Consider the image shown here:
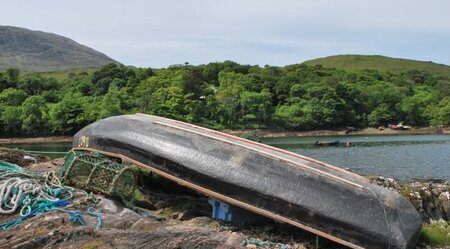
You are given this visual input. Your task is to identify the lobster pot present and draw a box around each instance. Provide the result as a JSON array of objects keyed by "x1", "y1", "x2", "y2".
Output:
[{"x1": 60, "y1": 150, "x2": 137, "y2": 205}]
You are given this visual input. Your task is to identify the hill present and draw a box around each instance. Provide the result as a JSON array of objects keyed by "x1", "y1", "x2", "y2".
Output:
[
  {"x1": 0, "y1": 26, "x2": 118, "y2": 72},
  {"x1": 303, "y1": 55, "x2": 450, "y2": 78}
]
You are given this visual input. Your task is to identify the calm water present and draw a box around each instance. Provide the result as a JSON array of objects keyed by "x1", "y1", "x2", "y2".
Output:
[
  {"x1": 262, "y1": 134, "x2": 450, "y2": 181},
  {"x1": 3, "y1": 142, "x2": 72, "y2": 159},
  {"x1": 3, "y1": 134, "x2": 450, "y2": 180}
]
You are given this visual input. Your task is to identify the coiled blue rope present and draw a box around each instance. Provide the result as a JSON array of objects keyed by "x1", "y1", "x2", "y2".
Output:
[
  {"x1": 0, "y1": 161, "x2": 103, "y2": 231},
  {"x1": 0, "y1": 200, "x2": 70, "y2": 230}
]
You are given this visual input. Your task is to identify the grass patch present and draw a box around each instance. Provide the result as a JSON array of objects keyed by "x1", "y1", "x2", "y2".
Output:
[
  {"x1": 36, "y1": 67, "x2": 98, "y2": 80},
  {"x1": 420, "y1": 222, "x2": 450, "y2": 247},
  {"x1": 82, "y1": 239, "x2": 104, "y2": 249},
  {"x1": 303, "y1": 55, "x2": 450, "y2": 78}
]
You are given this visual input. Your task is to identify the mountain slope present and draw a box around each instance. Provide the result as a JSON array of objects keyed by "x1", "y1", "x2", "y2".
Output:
[
  {"x1": 303, "y1": 55, "x2": 450, "y2": 78},
  {"x1": 0, "y1": 26, "x2": 118, "y2": 72}
]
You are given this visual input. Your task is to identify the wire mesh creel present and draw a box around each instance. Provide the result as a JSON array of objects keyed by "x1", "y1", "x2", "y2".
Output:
[{"x1": 60, "y1": 150, "x2": 137, "y2": 205}]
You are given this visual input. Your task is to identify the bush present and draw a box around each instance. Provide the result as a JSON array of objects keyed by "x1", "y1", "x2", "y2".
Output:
[{"x1": 420, "y1": 222, "x2": 450, "y2": 247}]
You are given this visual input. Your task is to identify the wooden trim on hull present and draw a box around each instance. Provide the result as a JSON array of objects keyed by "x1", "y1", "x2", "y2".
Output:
[{"x1": 73, "y1": 147, "x2": 365, "y2": 249}]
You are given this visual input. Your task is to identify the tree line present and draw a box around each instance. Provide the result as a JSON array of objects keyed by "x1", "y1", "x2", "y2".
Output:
[{"x1": 0, "y1": 62, "x2": 449, "y2": 136}]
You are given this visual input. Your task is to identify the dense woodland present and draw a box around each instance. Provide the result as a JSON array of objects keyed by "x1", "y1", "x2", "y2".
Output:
[{"x1": 0, "y1": 62, "x2": 449, "y2": 136}]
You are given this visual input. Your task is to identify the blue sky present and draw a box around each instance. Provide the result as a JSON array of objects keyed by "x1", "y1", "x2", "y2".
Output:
[{"x1": 1, "y1": 0, "x2": 449, "y2": 67}]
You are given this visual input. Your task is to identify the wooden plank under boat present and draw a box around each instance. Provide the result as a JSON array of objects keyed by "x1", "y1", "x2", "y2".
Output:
[{"x1": 72, "y1": 114, "x2": 422, "y2": 249}]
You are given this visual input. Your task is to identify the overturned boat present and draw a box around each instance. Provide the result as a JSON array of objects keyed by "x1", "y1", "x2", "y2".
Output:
[{"x1": 72, "y1": 114, "x2": 422, "y2": 249}]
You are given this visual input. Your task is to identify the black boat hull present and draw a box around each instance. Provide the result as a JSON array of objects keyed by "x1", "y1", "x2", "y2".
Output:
[{"x1": 72, "y1": 114, "x2": 422, "y2": 249}]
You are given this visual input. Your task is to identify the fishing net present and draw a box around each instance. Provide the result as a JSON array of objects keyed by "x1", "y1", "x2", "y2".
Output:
[
  {"x1": 0, "y1": 160, "x2": 79, "y2": 230},
  {"x1": 60, "y1": 150, "x2": 138, "y2": 206}
]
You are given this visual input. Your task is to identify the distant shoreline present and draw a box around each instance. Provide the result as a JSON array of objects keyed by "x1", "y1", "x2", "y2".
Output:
[
  {"x1": 224, "y1": 126, "x2": 450, "y2": 138},
  {"x1": 0, "y1": 136, "x2": 72, "y2": 145},
  {"x1": 0, "y1": 127, "x2": 448, "y2": 144}
]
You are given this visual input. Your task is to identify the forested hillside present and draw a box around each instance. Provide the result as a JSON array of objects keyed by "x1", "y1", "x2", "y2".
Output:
[{"x1": 0, "y1": 61, "x2": 449, "y2": 136}]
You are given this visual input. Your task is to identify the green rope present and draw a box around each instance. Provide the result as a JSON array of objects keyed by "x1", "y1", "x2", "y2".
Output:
[
  {"x1": 0, "y1": 160, "x2": 24, "y2": 173},
  {"x1": 24, "y1": 150, "x2": 68, "y2": 155},
  {"x1": 80, "y1": 189, "x2": 99, "y2": 204}
]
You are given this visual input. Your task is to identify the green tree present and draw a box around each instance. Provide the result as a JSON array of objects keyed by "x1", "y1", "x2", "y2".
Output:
[
  {"x1": 303, "y1": 84, "x2": 345, "y2": 127},
  {"x1": 20, "y1": 96, "x2": 48, "y2": 134},
  {"x1": 0, "y1": 106, "x2": 22, "y2": 134},
  {"x1": 49, "y1": 94, "x2": 87, "y2": 134},
  {"x1": 400, "y1": 86, "x2": 435, "y2": 126},
  {"x1": 92, "y1": 64, "x2": 129, "y2": 95},
  {"x1": 424, "y1": 97, "x2": 450, "y2": 126},
  {"x1": 100, "y1": 85, "x2": 123, "y2": 118},
  {"x1": 216, "y1": 72, "x2": 255, "y2": 125},
  {"x1": 240, "y1": 90, "x2": 272, "y2": 127},
  {"x1": 0, "y1": 88, "x2": 27, "y2": 106},
  {"x1": 335, "y1": 82, "x2": 367, "y2": 126},
  {"x1": 274, "y1": 103, "x2": 316, "y2": 130},
  {"x1": 366, "y1": 82, "x2": 406, "y2": 111},
  {"x1": 148, "y1": 86, "x2": 187, "y2": 119},
  {"x1": 368, "y1": 104, "x2": 394, "y2": 127},
  {"x1": 6, "y1": 68, "x2": 20, "y2": 86}
]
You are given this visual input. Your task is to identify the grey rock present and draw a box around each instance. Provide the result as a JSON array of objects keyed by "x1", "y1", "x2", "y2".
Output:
[
  {"x1": 118, "y1": 208, "x2": 141, "y2": 222},
  {"x1": 130, "y1": 218, "x2": 162, "y2": 232},
  {"x1": 98, "y1": 197, "x2": 123, "y2": 214}
]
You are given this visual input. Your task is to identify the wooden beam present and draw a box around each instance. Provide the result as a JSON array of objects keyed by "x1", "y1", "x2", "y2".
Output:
[{"x1": 73, "y1": 147, "x2": 364, "y2": 249}]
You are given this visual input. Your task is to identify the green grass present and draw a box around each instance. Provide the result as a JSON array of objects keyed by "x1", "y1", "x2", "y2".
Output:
[
  {"x1": 34, "y1": 67, "x2": 99, "y2": 80},
  {"x1": 81, "y1": 239, "x2": 104, "y2": 249},
  {"x1": 420, "y1": 222, "x2": 450, "y2": 247},
  {"x1": 303, "y1": 55, "x2": 450, "y2": 78}
]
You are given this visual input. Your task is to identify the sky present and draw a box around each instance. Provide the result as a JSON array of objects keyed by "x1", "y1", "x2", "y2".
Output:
[{"x1": 1, "y1": 0, "x2": 449, "y2": 68}]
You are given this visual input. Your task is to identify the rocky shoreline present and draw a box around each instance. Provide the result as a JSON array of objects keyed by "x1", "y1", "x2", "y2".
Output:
[
  {"x1": 370, "y1": 176, "x2": 450, "y2": 222},
  {"x1": 1, "y1": 148, "x2": 449, "y2": 248},
  {"x1": 0, "y1": 149, "x2": 334, "y2": 249}
]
